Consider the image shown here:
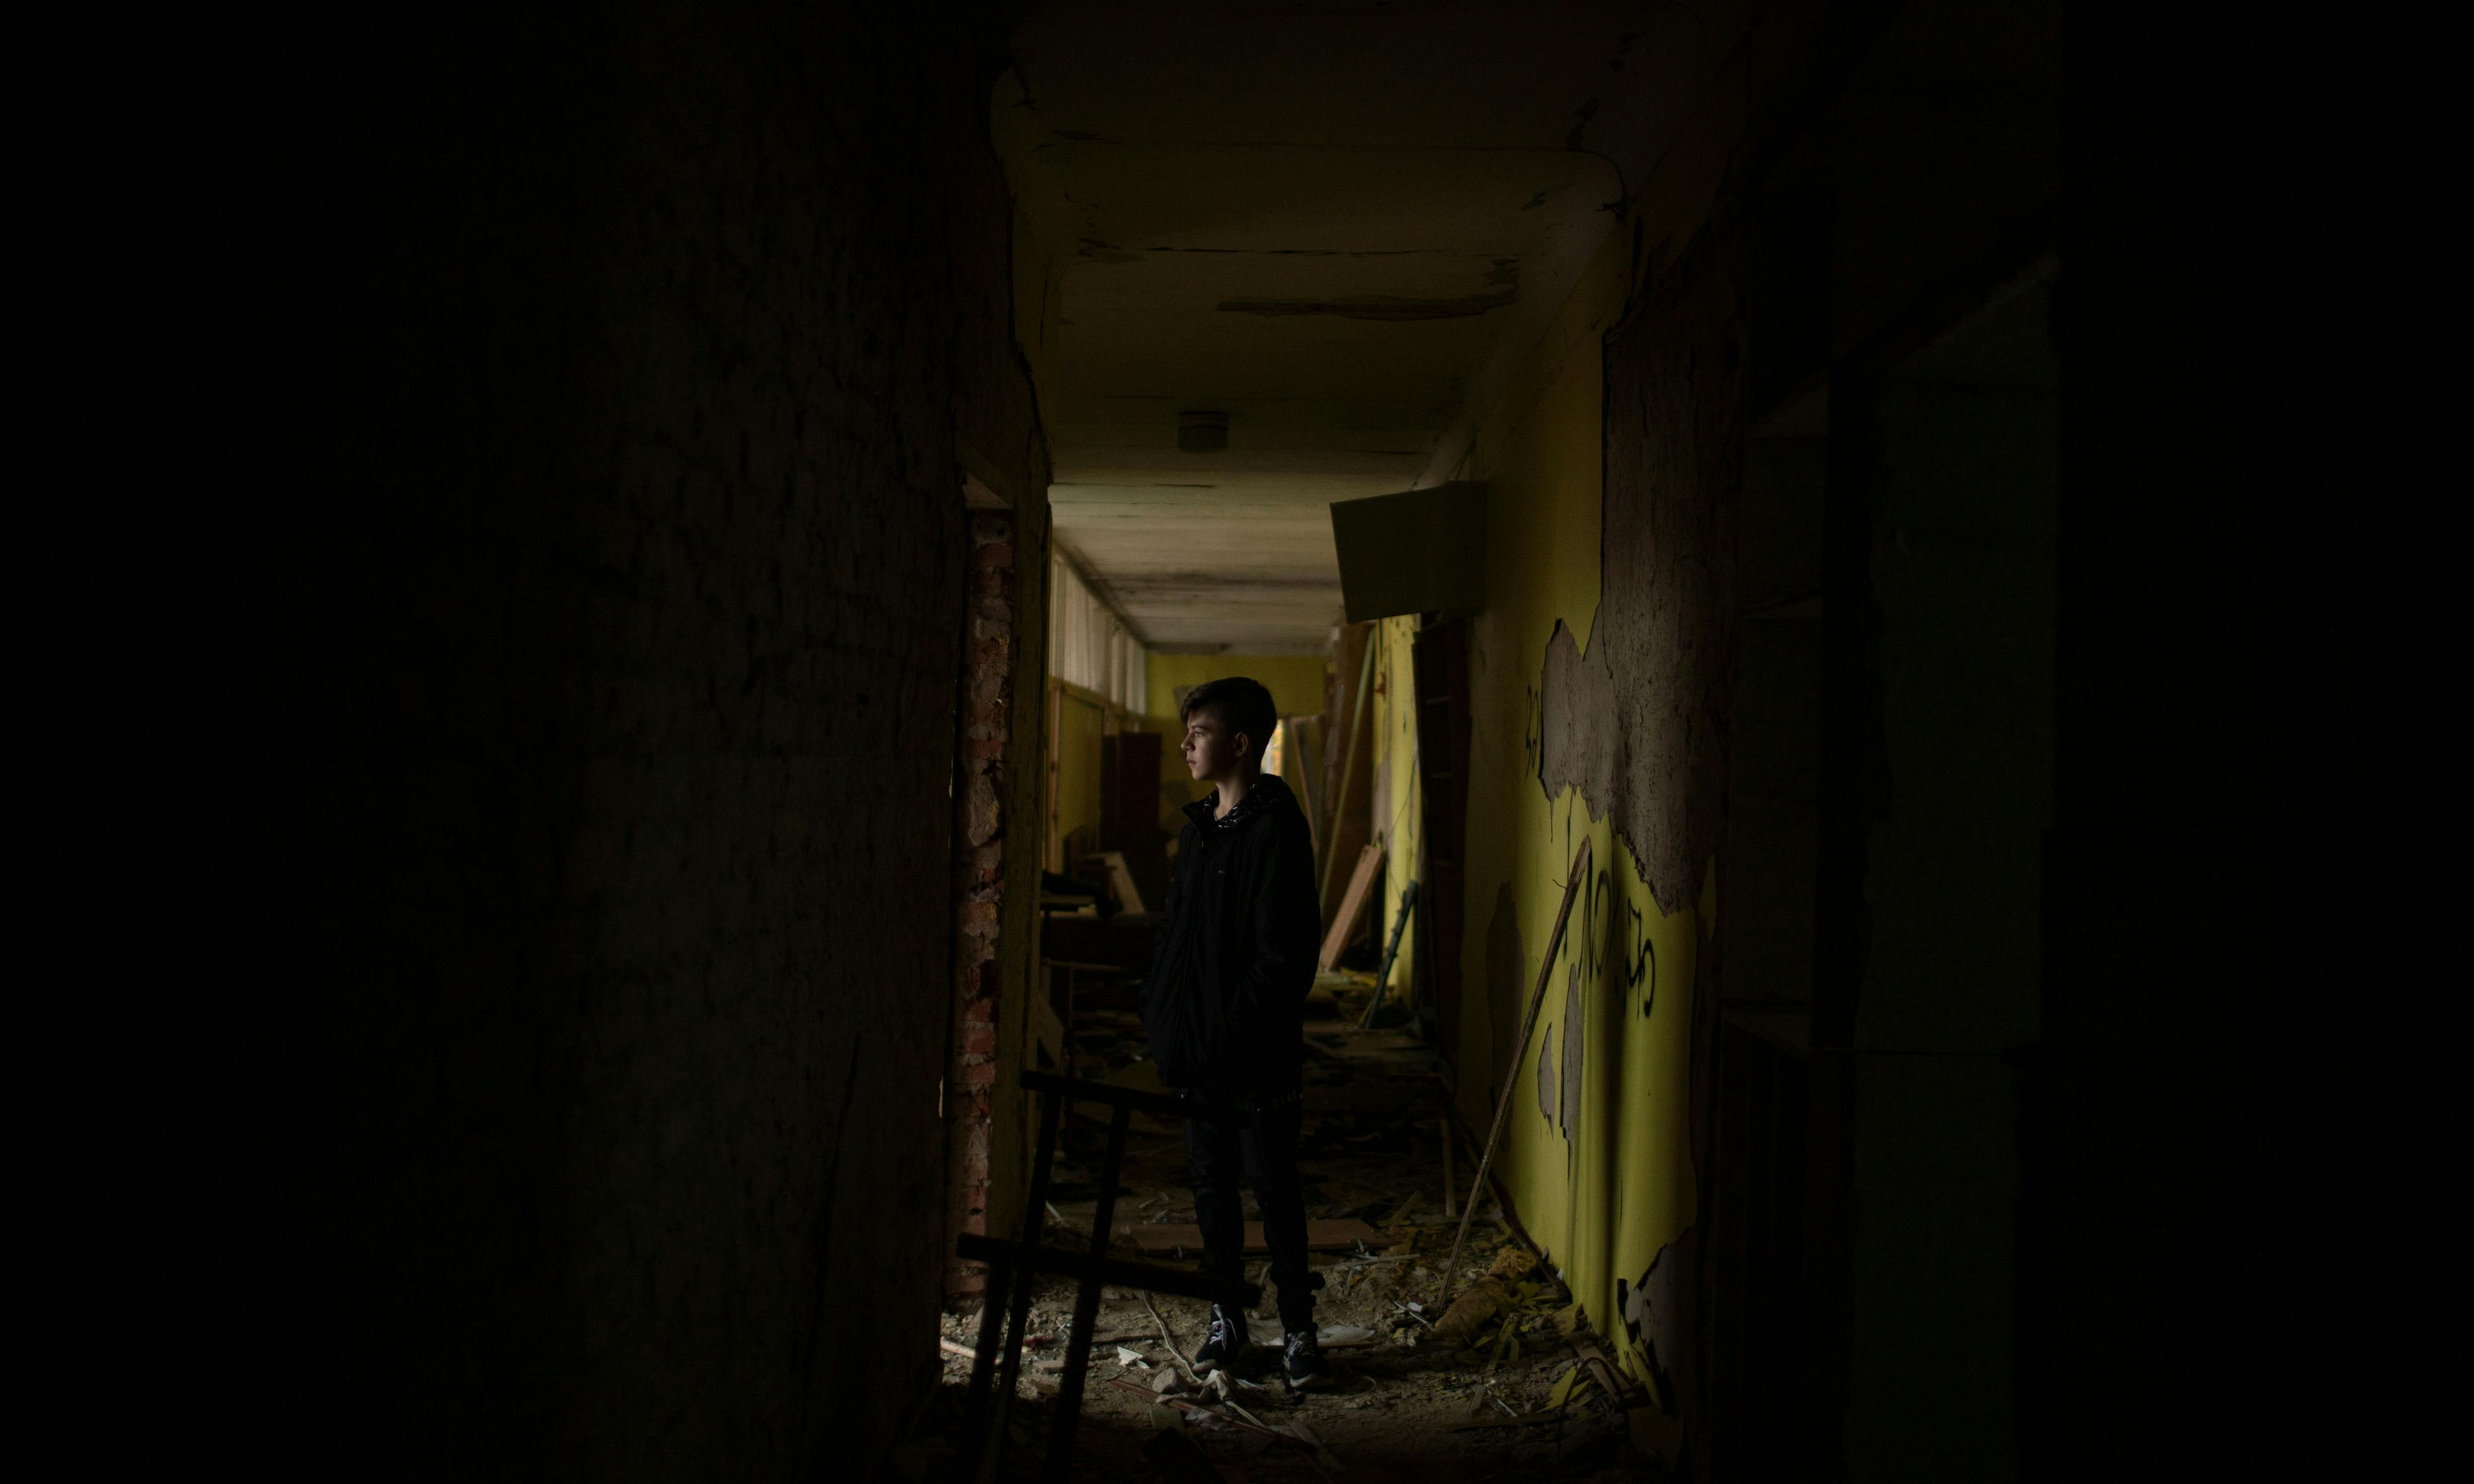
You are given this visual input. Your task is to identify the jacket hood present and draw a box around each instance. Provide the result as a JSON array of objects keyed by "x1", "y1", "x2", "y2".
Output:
[{"x1": 1184, "y1": 772, "x2": 1301, "y2": 830}]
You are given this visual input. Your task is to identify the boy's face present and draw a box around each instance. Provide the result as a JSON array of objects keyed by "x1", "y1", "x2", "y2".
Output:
[{"x1": 1180, "y1": 705, "x2": 1251, "y2": 783}]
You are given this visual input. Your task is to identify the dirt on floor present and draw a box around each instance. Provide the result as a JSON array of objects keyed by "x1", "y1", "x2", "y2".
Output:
[{"x1": 892, "y1": 986, "x2": 1678, "y2": 1484}]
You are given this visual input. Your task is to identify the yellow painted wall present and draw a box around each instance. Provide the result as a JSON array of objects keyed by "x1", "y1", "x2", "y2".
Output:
[
  {"x1": 1144, "y1": 652, "x2": 1333, "y2": 824},
  {"x1": 1368, "y1": 230, "x2": 1707, "y2": 1390},
  {"x1": 1051, "y1": 688, "x2": 1107, "y2": 870},
  {"x1": 1372, "y1": 616, "x2": 1424, "y2": 998},
  {"x1": 1143, "y1": 652, "x2": 1330, "y2": 724}
]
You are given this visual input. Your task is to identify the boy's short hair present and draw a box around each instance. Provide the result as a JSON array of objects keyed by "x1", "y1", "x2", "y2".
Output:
[{"x1": 1180, "y1": 676, "x2": 1279, "y2": 757}]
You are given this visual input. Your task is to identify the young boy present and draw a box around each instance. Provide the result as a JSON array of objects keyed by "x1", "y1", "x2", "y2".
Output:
[{"x1": 1141, "y1": 676, "x2": 1332, "y2": 1391}]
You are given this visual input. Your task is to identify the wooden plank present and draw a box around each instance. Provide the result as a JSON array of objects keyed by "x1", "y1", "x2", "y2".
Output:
[
  {"x1": 1050, "y1": 674, "x2": 1128, "y2": 716},
  {"x1": 1318, "y1": 844, "x2": 1385, "y2": 971},
  {"x1": 1079, "y1": 849, "x2": 1147, "y2": 915},
  {"x1": 1032, "y1": 992, "x2": 1065, "y2": 1069},
  {"x1": 1021, "y1": 1067, "x2": 1189, "y2": 1119},
  {"x1": 1283, "y1": 716, "x2": 1318, "y2": 838},
  {"x1": 1318, "y1": 633, "x2": 1376, "y2": 906},
  {"x1": 1439, "y1": 839, "x2": 1592, "y2": 1311},
  {"x1": 1129, "y1": 1219, "x2": 1395, "y2": 1257}
]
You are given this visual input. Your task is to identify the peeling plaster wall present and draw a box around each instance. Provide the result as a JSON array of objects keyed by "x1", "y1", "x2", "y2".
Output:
[
  {"x1": 1543, "y1": 239, "x2": 1740, "y2": 920},
  {"x1": 1392, "y1": 7, "x2": 2072, "y2": 1471},
  {"x1": 1372, "y1": 226, "x2": 1707, "y2": 1420},
  {"x1": 1553, "y1": 226, "x2": 1744, "y2": 1435}
]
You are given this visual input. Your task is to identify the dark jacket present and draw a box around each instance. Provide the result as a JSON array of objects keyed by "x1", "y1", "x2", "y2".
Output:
[{"x1": 1140, "y1": 772, "x2": 1321, "y2": 1091}]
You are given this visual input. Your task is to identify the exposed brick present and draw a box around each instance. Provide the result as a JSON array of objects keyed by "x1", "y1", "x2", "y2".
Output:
[{"x1": 945, "y1": 471, "x2": 1022, "y2": 1316}]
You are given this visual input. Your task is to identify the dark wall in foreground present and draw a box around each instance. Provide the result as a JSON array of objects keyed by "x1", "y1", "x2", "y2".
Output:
[
  {"x1": 252, "y1": 4, "x2": 1037, "y2": 1472},
  {"x1": 1540, "y1": 0, "x2": 2390, "y2": 1476},
  {"x1": 2030, "y1": 3, "x2": 2384, "y2": 1476}
]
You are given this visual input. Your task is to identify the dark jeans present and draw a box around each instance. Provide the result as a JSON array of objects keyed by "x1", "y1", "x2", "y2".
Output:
[{"x1": 1183, "y1": 1087, "x2": 1318, "y2": 1333}]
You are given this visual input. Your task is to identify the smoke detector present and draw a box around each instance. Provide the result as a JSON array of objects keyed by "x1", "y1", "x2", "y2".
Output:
[{"x1": 1178, "y1": 410, "x2": 1229, "y2": 453}]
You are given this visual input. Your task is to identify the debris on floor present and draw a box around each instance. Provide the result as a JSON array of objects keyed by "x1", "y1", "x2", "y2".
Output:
[
  {"x1": 1129, "y1": 1217, "x2": 1394, "y2": 1257},
  {"x1": 916, "y1": 996, "x2": 1678, "y2": 1482}
]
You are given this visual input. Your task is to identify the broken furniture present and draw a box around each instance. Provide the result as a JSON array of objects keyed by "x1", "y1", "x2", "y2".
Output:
[
  {"x1": 1039, "y1": 908, "x2": 1158, "y2": 979},
  {"x1": 952, "y1": 1069, "x2": 1260, "y2": 1484},
  {"x1": 1037, "y1": 868, "x2": 1104, "y2": 915},
  {"x1": 1076, "y1": 848, "x2": 1148, "y2": 915},
  {"x1": 1042, "y1": 957, "x2": 1122, "y2": 1003}
]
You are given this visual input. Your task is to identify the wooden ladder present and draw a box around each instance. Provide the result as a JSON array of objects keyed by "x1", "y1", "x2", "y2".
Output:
[{"x1": 952, "y1": 1069, "x2": 1260, "y2": 1483}]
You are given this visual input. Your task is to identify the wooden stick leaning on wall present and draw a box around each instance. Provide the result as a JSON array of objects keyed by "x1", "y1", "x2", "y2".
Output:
[
  {"x1": 1286, "y1": 719, "x2": 1318, "y2": 857},
  {"x1": 1319, "y1": 844, "x2": 1385, "y2": 973},
  {"x1": 1435, "y1": 836, "x2": 1593, "y2": 1312},
  {"x1": 1318, "y1": 636, "x2": 1380, "y2": 898}
]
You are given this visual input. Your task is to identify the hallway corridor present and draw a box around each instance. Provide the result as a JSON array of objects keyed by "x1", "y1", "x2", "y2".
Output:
[{"x1": 255, "y1": 1, "x2": 2384, "y2": 1479}]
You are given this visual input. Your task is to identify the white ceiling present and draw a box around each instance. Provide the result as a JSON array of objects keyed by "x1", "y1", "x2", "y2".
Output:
[{"x1": 999, "y1": 2, "x2": 1713, "y2": 652}]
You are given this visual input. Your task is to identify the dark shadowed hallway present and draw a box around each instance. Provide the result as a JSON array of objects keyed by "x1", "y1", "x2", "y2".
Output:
[{"x1": 247, "y1": 1, "x2": 2392, "y2": 1479}]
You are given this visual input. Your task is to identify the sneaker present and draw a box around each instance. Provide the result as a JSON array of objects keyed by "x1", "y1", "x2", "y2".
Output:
[
  {"x1": 1194, "y1": 1304, "x2": 1249, "y2": 1374},
  {"x1": 1282, "y1": 1329, "x2": 1333, "y2": 1392}
]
